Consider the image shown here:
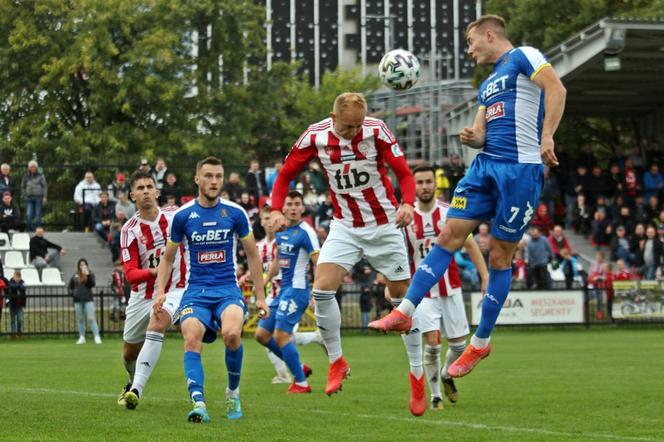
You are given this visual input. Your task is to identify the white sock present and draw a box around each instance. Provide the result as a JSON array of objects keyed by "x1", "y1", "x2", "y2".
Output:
[
  {"x1": 266, "y1": 348, "x2": 289, "y2": 376},
  {"x1": 130, "y1": 331, "x2": 164, "y2": 396},
  {"x1": 313, "y1": 289, "x2": 342, "y2": 363},
  {"x1": 295, "y1": 380, "x2": 309, "y2": 387},
  {"x1": 123, "y1": 358, "x2": 136, "y2": 384},
  {"x1": 470, "y1": 335, "x2": 490, "y2": 349},
  {"x1": 424, "y1": 344, "x2": 442, "y2": 398},
  {"x1": 442, "y1": 341, "x2": 467, "y2": 379},
  {"x1": 402, "y1": 330, "x2": 424, "y2": 378},
  {"x1": 396, "y1": 299, "x2": 415, "y2": 316},
  {"x1": 225, "y1": 387, "x2": 239, "y2": 399},
  {"x1": 294, "y1": 332, "x2": 319, "y2": 346}
]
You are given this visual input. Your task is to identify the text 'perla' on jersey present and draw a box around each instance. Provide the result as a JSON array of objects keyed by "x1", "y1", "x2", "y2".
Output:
[
  {"x1": 478, "y1": 46, "x2": 551, "y2": 164},
  {"x1": 120, "y1": 206, "x2": 188, "y2": 299},
  {"x1": 275, "y1": 221, "x2": 320, "y2": 290},
  {"x1": 403, "y1": 201, "x2": 462, "y2": 297},
  {"x1": 271, "y1": 117, "x2": 415, "y2": 228},
  {"x1": 169, "y1": 198, "x2": 251, "y2": 290}
]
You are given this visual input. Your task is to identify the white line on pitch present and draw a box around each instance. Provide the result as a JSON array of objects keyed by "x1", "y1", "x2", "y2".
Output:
[{"x1": 5, "y1": 387, "x2": 662, "y2": 442}]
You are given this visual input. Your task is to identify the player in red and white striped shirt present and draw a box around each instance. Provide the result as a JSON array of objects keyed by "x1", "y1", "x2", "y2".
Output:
[
  {"x1": 270, "y1": 92, "x2": 415, "y2": 395},
  {"x1": 398, "y1": 164, "x2": 487, "y2": 415},
  {"x1": 118, "y1": 170, "x2": 189, "y2": 410}
]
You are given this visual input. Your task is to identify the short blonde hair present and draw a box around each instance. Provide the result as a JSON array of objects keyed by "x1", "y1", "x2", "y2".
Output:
[
  {"x1": 333, "y1": 92, "x2": 367, "y2": 114},
  {"x1": 466, "y1": 14, "x2": 507, "y2": 39}
]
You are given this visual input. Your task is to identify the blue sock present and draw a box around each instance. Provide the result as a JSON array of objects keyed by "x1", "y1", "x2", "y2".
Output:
[
  {"x1": 225, "y1": 344, "x2": 244, "y2": 391},
  {"x1": 183, "y1": 351, "x2": 205, "y2": 403},
  {"x1": 404, "y1": 245, "x2": 453, "y2": 307},
  {"x1": 476, "y1": 268, "x2": 513, "y2": 339},
  {"x1": 266, "y1": 338, "x2": 284, "y2": 359},
  {"x1": 280, "y1": 342, "x2": 306, "y2": 382}
]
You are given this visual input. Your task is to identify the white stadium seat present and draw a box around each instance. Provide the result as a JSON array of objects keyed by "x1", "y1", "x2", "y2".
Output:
[
  {"x1": 11, "y1": 233, "x2": 31, "y2": 251},
  {"x1": 4, "y1": 251, "x2": 25, "y2": 268},
  {"x1": 3, "y1": 267, "x2": 14, "y2": 280},
  {"x1": 41, "y1": 268, "x2": 65, "y2": 286},
  {"x1": 21, "y1": 268, "x2": 42, "y2": 286},
  {"x1": 0, "y1": 232, "x2": 11, "y2": 251}
]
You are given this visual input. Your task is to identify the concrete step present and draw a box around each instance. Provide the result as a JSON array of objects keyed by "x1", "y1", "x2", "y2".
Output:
[{"x1": 563, "y1": 228, "x2": 609, "y2": 269}]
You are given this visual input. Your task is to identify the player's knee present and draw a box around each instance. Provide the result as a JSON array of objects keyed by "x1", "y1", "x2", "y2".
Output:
[
  {"x1": 255, "y1": 329, "x2": 270, "y2": 345},
  {"x1": 222, "y1": 330, "x2": 241, "y2": 349}
]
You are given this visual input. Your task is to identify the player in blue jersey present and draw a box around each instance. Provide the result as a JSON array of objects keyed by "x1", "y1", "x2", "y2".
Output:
[
  {"x1": 371, "y1": 15, "x2": 566, "y2": 377},
  {"x1": 255, "y1": 191, "x2": 320, "y2": 393},
  {"x1": 154, "y1": 156, "x2": 269, "y2": 423}
]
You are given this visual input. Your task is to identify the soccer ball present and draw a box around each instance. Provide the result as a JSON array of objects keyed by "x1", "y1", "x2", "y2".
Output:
[{"x1": 378, "y1": 49, "x2": 421, "y2": 91}]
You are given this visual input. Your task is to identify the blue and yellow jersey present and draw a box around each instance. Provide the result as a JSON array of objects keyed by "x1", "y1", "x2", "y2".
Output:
[{"x1": 275, "y1": 221, "x2": 320, "y2": 290}]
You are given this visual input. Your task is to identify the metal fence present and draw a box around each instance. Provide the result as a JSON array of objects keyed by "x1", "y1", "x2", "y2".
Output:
[{"x1": 1, "y1": 281, "x2": 663, "y2": 337}]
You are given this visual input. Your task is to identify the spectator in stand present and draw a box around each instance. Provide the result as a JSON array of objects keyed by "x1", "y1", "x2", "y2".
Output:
[
  {"x1": 92, "y1": 191, "x2": 116, "y2": 242},
  {"x1": 158, "y1": 172, "x2": 182, "y2": 207},
  {"x1": 591, "y1": 208, "x2": 611, "y2": 246},
  {"x1": 572, "y1": 193, "x2": 592, "y2": 235},
  {"x1": 539, "y1": 166, "x2": 559, "y2": 218},
  {"x1": 640, "y1": 225, "x2": 663, "y2": 280},
  {"x1": 525, "y1": 225, "x2": 554, "y2": 289},
  {"x1": 165, "y1": 195, "x2": 178, "y2": 207},
  {"x1": 73, "y1": 171, "x2": 102, "y2": 231},
  {"x1": 577, "y1": 143, "x2": 598, "y2": 170},
  {"x1": 609, "y1": 225, "x2": 633, "y2": 265},
  {"x1": 658, "y1": 223, "x2": 664, "y2": 243},
  {"x1": 559, "y1": 247, "x2": 581, "y2": 289},
  {"x1": 21, "y1": 160, "x2": 48, "y2": 232},
  {"x1": 633, "y1": 195, "x2": 648, "y2": 226},
  {"x1": 69, "y1": 258, "x2": 101, "y2": 344},
  {"x1": 548, "y1": 225, "x2": 572, "y2": 260},
  {"x1": 587, "y1": 261, "x2": 610, "y2": 320},
  {"x1": 434, "y1": 166, "x2": 449, "y2": 202},
  {"x1": 296, "y1": 172, "x2": 319, "y2": 213},
  {"x1": 266, "y1": 160, "x2": 282, "y2": 194},
  {"x1": 115, "y1": 191, "x2": 135, "y2": 221},
  {"x1": 138, "y1": 158, "x2": 151, "y2": 174},
  {"x1": 645, "y1": 196, "x2": 660, "y2": 226},
  {"x1": 622, "y1": 159, "x2": 640, "y2": 204},
  {"x1": 630, "y1": 224, "x2": 646, "y2": 269},
  {"x1": 0, "y1": 163, "x2": 15, "y2": 195},
  {"x1": 151, "y1": 157, "x2": 168, "y2": 190},
  {"x1": 354, "y1": 259, "x2": 376, "y2": 322},
  {"x1": 29, "y1": 227, "x2": 66, "y2": 275},
  {"x1": 608, "y1": 194, "x2": 626, "y2": 222},
  {"x1": 531, "y1": 203, "x2": 554, "y2": 237},
  {"x1": 614, "y1": 206, "x2": 635, "y2": 235},
  {"x1": 359, "y1": 285, "x2": 372, "y2": 329},
  {"x1": 222, "y1": 172, "x2": 244, "y2": 203},
  {"x1": 512, "y1": 249, "x2": 527, "y2": 286},
  {"x1": 107, "y1": 172, "x2": 130, "y2": 202},
  {"x1": 607, "y1": 163, "x2": 623, "y2": 202},
  {"x1": 0, "y1": 191, "x2": 23, "y2": 233},
  {"x1": 593, "y1": 195, "x2": 609, "y2": 219},
  {"x1": 111, "y1": 260, "x2": 129, "y2": 321},
  {"x1": 565, "y1": 164, "x2": 590, "y2": 229},
  {"x1": 245, "y1": 159, "x2": 268, "y2": 204},
  {"x1": 307, "y1": 161, "x2": 328, "y2": 195},
  {"x1": 239, "y1": 191, "x2": 258, "y2": 223},
  {"x1": 7, "y1": 270, "x2": 26, "y2": 338},
  {"x1": 643, "y1": 163, "x2": 663, "y2": 201},
  {"x1": 585, "y1": 165, "x2": 611, "y2": 205},
  {"x1": 473, "y1": 222, "x2": 491, "y2": 265},
  {"x1": 443, "y1": 153, "x2": 465, "y2": 198},
  {"x1": 613, "y1": 258, "x2": 635, "y2": 281},
  {"x1": 110, "y1": 221, "x2": 123, "y2": 262},
  {"x1": 315, "y1": 193, "x2": 333, "y2": 230},
  {"x1": 454, "y1": 247, "x2": 480, "y2": 287}
]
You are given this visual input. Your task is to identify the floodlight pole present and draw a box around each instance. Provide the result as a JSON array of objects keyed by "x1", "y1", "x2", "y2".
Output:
[{"x1": 367, "y1": 14, "x2": 397, "y2": 137}]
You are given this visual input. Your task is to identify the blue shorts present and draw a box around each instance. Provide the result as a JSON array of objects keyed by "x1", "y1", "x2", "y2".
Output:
[
  {"x1": 176, "y1": 286, "x2": 246, "y2": 344},
  {"x1": 273, "y1": 287, "x2": 310, "y2": 334},
  {"x1": 256, "y1": 302, "x2": 280, "y2": 334},
  {"x1": 447, "y1": 154, "x2": 543, "y2": 242}
]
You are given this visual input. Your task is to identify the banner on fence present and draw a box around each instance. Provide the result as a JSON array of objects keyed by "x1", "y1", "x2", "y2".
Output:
[
  {"x1": 611, "y1": 280, "x2": 664, "y2": 320},
  {"x1": 470, "y1": 290, "x2": 584, "y2": 325}
]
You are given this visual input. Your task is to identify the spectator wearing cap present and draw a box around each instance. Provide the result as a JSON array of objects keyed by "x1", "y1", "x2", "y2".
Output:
[
  {"x1": 107, "y1": 172, "x2": 130, "y2": 202},
  {"x1": 158, "y1": 172, "x2": 182, "y2": 206},
  {"x1": 29, "y1": 226, "x2": 66, "y2": 274},
  {"x1": 0, "y1": 163, "x2": 15, "y2": 195},
  {"x1": 20, "y1": 160, "x2": 48, "y2": 232},
  {"x1": 138, "y1": 158, "x2": 151, "y2": 174},
  {"x1": 643, "y1": 164, "x2": 663, "y2": 202},
  {"x1": 73, "y1": 171, "x2": 102, "y2": 231},
  {"x1": 0, "y1": 191, "x2": 23, "y2": 233},
  {"x1": 92, "y1": 191, "x2": 116, "y2": 242},
  {"x1": 115, "y1": 191, "x2": 135, "y2": 220},
  {"x1": 151, "y1": 157, "x2": 168, "y2": 190}
]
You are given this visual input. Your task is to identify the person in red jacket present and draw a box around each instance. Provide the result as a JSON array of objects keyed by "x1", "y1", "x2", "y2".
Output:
[{"x1": 548, "y1": 224, "x2": 572, "y2": 259}]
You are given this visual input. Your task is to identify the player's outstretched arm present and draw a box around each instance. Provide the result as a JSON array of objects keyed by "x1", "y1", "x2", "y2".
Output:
[
  {"x1": 464, "y1": 236, "x2": 489, "y2": 294},
  {"x1": 459, "y1": 108, "x2": 487, "y2": 149},
  {"x1": 533, "y1": 67, "x2": 566, "y2": 168},
  {"x1": 153, "y1": 242, "x2": 178, "y2": 313},
  {"x1": 242, "y1": 234, "x2": 269, "y2": 318}
]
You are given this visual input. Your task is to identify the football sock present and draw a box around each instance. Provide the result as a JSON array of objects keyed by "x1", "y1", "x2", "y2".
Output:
[
  {"x1": 312, "y1": 289, "x2": 342, "y2": 363},
  {"x1": 225, "y1": 344, "x2": 244, "y2": 392},
  {"x1": 266, "y1": 348, "x2": 289, "y2": 375},
  {"x1": 184, "y1": 351, "x2": 205, "y2": 404},
  {"x1": 400, "y1": 245, "x2": 453, "y2": 315},
  {"x1": 471, "y1": 335, "x2": 490, "y2": 349},
  {"x1": 294, "y1": 332, "x2": 319, "y2": 346},
  {"x1": 131, "y1": 331, "x2": 164, "y2": 396},
  {"x1": 402, "y1": 330, "x2": 424, "y2": 378},
  {"x1": 281, "y1": 342, "x2": 307, "y2": 383},
  {"x1": 442, "y1": 341, "x2": 467, "y2": 379},
  {"x1": 424, "y1": 344, "x2": 442, "y2": 398},
  {"x1": 123, "y1": 358, "x2": 136, "y2": 384},
  {"x1": 266, "y1": 338, "x2": 284, "y2": 359},
  {"x1": 476, "y1": 268, "x2": 512, "y2": 340},
  {"x1": 225, "y1": 387, "x2": 239, "y2": 399}
]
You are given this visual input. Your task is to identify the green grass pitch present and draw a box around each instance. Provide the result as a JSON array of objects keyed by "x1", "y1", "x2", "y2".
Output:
[{"x1": 2, "y1": 329, "x2": 663, "y2": 441}]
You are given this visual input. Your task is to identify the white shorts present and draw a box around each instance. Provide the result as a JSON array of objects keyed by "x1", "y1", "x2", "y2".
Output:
[
  {"x1": 122, "y1": 289, "x2": 184, "y2": 344},
  {"x1": 318, "y1": 220, "x2": 409, "y2": 281},
  {"x1": 412, "y1": 295, "x2": 469, "y2": 340}
]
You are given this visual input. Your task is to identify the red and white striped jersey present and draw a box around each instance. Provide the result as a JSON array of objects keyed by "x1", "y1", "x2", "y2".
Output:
[
  {"x1": 256, "y1": 236, "x2": 280, "y2": 298},
  {"x1": 120, "y1": 207, "x2": 188, "y2": 299},
  {"x1": 403, "y1": 201, "x2": 462, "y2": 297},
  {"x1": 272, "y1": 117, "x2": 415, "y2": 228}
]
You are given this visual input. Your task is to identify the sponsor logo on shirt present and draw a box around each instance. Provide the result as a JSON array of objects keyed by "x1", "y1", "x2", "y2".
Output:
[
  {"x1": 486, "y1": 101, "x2": 505, "y2": 122},
  {"x1": 188, "y1": 212, "x2": 200, "y2": 220},
  {"x1": 198, "y1": 250, "x2": 226, "y2": 264},
  {"x1": 391, "y1": 143, "x2": 404, "y2": 157},
  {"x1": 279, "y1": 258, "x2": 290, "y2": 268}
]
